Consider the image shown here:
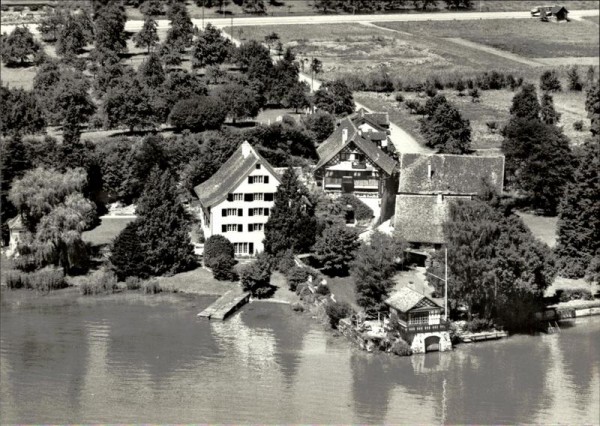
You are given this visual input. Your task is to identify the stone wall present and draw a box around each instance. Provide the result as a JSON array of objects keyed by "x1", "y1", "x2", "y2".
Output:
[{"x1": 410, "y1": 331, "x2": 452, "y2": 354}]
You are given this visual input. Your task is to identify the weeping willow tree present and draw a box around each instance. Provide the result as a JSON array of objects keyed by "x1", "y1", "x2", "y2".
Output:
[{"x1": 9, "y1": 167, "x2": 96, "y2": 273}]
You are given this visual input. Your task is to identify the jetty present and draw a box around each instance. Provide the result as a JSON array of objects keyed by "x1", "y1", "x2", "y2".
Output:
[
  {"x1": 197, "y1": 288, "x2": 251, "y2": 320},
  {"x1": 460, "y1": 330, "x2": 508, "y2": 343}
]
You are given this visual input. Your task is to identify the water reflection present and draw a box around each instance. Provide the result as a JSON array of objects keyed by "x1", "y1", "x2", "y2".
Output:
[{"x1": 1, "y1": 291, "x2": 599, "y2": 424}]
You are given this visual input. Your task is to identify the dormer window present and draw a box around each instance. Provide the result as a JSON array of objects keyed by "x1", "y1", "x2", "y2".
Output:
[{"x1": 256, "y1": 164, "x2": 261, "y2": 169}]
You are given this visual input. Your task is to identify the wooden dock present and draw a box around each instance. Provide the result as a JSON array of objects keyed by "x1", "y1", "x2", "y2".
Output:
[
  {"x1": 197, "y1": 288, "x2": 251, "y2": 320},
  {"x1": 460, "y1": 330, "x2": 508, "y2": 343}
]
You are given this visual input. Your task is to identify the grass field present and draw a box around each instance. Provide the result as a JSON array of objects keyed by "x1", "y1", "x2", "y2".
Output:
[
  {"x1": 375, "y1": 19, "x2": 600, "y2": 58},
  {"x1": 82, "y1": 217, "x2": 136, "y2": 247},
  {"x1": 583, "y1": 15, "x2": 600, "y2": 24},
  {"x1": 517, "y1": 211, "x2": 559, "y2": 247}
]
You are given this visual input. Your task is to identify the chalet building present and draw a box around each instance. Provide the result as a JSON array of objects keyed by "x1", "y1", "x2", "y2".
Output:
[
  {"x1": 193, "y1": 141, "x2": 281, "y2": 257},
  {"x1": 385, "y1": 286, "x2": 452, "y2": 353},
  {"x1": 393, "y1": 153, "x2": 505, "y2": 248},
  {"x1": 314, "y1": 110, "x2": 398, "y2": 198}
]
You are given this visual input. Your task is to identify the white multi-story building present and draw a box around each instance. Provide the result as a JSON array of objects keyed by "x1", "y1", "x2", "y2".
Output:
[{"x1": 193, "y1": 141, "x2": 281, "y2": 257}]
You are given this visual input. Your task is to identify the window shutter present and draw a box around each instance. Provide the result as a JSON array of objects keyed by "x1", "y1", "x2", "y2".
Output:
[
  {"x1": 249, "y1": 208, "x2": 254, "y2": 216},
  {"x1": 264, "y1": 176, "x2": 269, "y2": 184},
  {"x1": 227, "y1": 193, "x2": 233, "y2": 202},
  {"x1": 249, "y1": 243, "x2": 254, "y2": 255},
  {"x1": 248, "y1": 224, "x2": 252, "y2": 232},
  {"x1": 238, "y1": 208, "x2": 243, "y2": 216},
  {"x1": 265, "y1": 193, "x2": 274, "y2": 202},
  {"x1": 245, "y1": 193, "x2": 253, "y2": 202},
  {"x1": 221, "y1": 225, "x2": 226, "y2": 233},
  {"x1": 222, "y1": 209, "x2": 227, "y2": 217},
  {"x1": 265, "y1": 208, "x2": 270, "y2": 216},
  {"x1": 238, "y1": 224, "x2": 243, "y2": 232},
  {"x1": 248, "y1": 176, "x2": 253, "y2": 184}
]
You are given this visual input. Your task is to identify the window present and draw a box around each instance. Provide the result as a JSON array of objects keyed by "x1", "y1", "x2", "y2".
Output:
[
  {"x1": 253, "y1": 193, "x2": 264, "y2": 201},
  {"x1": 256, "y1": 164, "x2": 261, "y2": 169},
  {"x1": 248, "y1": 223, "x2": 264, "y2": 232},
  {"x1": 249, "y1": 208, "x2": 270, "y2": 216},
  {"x1": 264, "y1": 193, "x2": 274, "y2": 202},
  {"x1": 233, "y1": 193, "x2": 244, "y2": 201},
  {"x1": 340, "y1": 152, "x2": 351, "y2": 161},
  {"x1": 234, "y1": 242, "x2": 255, "y2": 255},
  {"x1": 223, "y1": 224, "x2": 239, "y2": 232},
  {"x1": 248, "y1": 175, "x2": 269, "y2": 184},
  {"x1": 409, "y1": 312, "x2": 429, "y2": 325},
  {"x1": 223, "y1": 208, "x2": 241, "y2": 216}
]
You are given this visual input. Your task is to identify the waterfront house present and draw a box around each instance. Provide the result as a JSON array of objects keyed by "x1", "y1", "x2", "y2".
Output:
[
  {"x1": 385, "y1": 286, "x2": 452, "y2": 353},
  {"x1": 193, "y1": 141, "x2": 281, "y2": 257},
  {"x1": 314, "y1": 110, "x2": 398, "y2": 198},
  {"x1": 393, "y1": 153, "x2": 505, "y2": 248}
]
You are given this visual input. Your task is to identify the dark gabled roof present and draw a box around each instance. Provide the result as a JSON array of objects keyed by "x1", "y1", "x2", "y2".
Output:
[
  {"x1": 193, "y1": 141, "x2": 281, "y2": 208},
  {"x1": 399, "y1": 153, "x2": 505, "y2": 195},
  {"x1": 315, "y1": 117, "x2": 398, "y2": 175},
  {"x1": 385, "y1": 286, "x2": 442, "y2": 313},
  {"x1": 551, "y1": 5, "x2": 568, "y2": 13},
  {"x1": 350, "y1": 108, "x2": 390, "y2": 129},
  {"x1": 394, "y1": 194, "x2": 449, "y2": 244}
]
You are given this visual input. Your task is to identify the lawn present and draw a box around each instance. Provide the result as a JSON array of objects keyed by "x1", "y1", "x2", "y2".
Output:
[
  {"x1": 375, "y1": 19, "x2": 600, "y2": 58},
  {"x1": 516, "y1": 211, "x2": 559, "y2": 248},
  {"x1": 82, "y1": 217, "x2": 136, "y2": 247},
  {"x1": 583, "y1": 15, "x2": 600, "y2": 24},
  {"x1": 157, "y1": 266, "x2": 238, "y2": 295}
]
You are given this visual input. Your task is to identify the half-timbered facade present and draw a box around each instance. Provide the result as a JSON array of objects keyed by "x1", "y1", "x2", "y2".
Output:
[{"x1": 314, "y1": 112, "x2": 397, "y2": 198}]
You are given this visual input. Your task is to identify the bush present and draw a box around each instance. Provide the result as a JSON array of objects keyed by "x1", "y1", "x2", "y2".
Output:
[
  {"x1": 390, "y1": 339, "x2": 412, "y2": 356},
  {"x1": 486, "y1": 121, "x2": 498, "y2": 133},
  {"x1": 339, "y1": 194, "x2": 374, "y2": 221},
  {"x1": 466, "y1": 318, "x2": 495, "y2": 333},
  {"x1": 239, "y1": 253, "x2": 273, "y2": 297},
  {"x1": 5, "y1": 270, "x2": 24, "y2": 289},
  {"x1": 395, "y1": 93, "x2": 404, "y2": 103},
  {"x1": 204, "y1": 235, "x2": 234, "y2": 268},
  {"x1": 13, "y1": 6, "x2": 24, "y2": 12},
  {"x1": 405, "y1": 99, "x2": 425, "y2": 115},
  {"x1": 469, "y1": 88, "x2": 480, "y2": 102},
  {"x1": 125, "y1": 276, "x2": 142, "y2": 290},
  {"x1": 0, "y1": 5, "x2": 9, "y2": 12},
  {"x1": 211, "y1": 254, "x2": 238, "y2": 281},
  {"x1": 80, "y1": 269, "x2": 118, "y2": 295},
  {"x1": 277, "y1": 249, "x2": 296, "y2": 272},
  {"x1": 286, "y1": 265, "x2": 321, "y2": 292},
  {"x1": 169, "y1": 96, "x2": 227, "y2": 131},
  {"x1": 540, "y1": 70, "x2": 562, "y2": 92},
  {"x1": 315, "y1": 283, "x2": 331, "y2": 296},
  {"x1": 291, "y1": 302, "x2": 304, "y2": 312},
  {"x1": 5, "y1": 267, "x2": 66, "y2": 291},
  {"x1": 142, "y1": 279, "x2": 162, "y2": 294},
  {"x1": 28, "y1": 5, "x2": 40, "y2": 11},
  {"x1": 573, "y1": 120, "x2": 584, "y2": 131},
  {"x1": 558, "y1": 288, "x2": 594, "y2": 303},
  {"x1": 324, "y1": 301, "x2": 353, "y2": 329}
]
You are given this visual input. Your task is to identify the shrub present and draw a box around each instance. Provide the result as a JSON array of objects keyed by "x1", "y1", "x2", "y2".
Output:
[
  {"x1": 540, "y1": 70, "x2": 562, "y2": 92},
  {"x1": 211, "y1": 254, "x2": 238, "y2": 281},
  {"x1": 324, "y1": 301, "x2": 353, "y2": 329},
  {"x1": 405, "y1": 99, "x2": 425, "y2": 115},
  {"x1": 339, "y1": 194, "x2": 374, "y2": 221},
  {"x1": 13, "y1": 6, "x2": 24, "y2": 12},
  {"x1": 80, "y1": 269, "x2": 118, "y2": 295},
  {"x1": 558, "y1": 288, "x2": 594, "y2": 303},
  {"x1": 204, "y1": 235, "x2": 234, "y2": 268},
  {"x1": 286, "y1": 265, "x2": 321, "y2": 292},
  {"x1": 125, "y1": 276, "x2": 142, "y2": 290},
  {"x1": 390, "y1": 339, "x2": 412, "y2": 356},
  {"x1": 424, "y1": 81, "x2": 438, "y2": 97},
  {"x1": 142, "y1": 279, "x2": 162, "y2": 294},
  {"x1": 455, "y1": 79, "x2": 466, "y2": 94},
  {"x1": 169, "y1": 96, "x2": 227, "y2": 131},
  {"x1": 469, "y1": 88, "x2": 480, "y2": 102},
  {"x1": 5, "y1": 270, "x2": 25, "y2": 289},
  {"x1": 395, "y1": 92, "x2": 404, "y2": 103},
  {"x1": 486, "y1": 121, "x2": 498, "y2": 133},
  {"x1": 277, "y1": 249, "x2": 296, "y2": 272},
  {"x1": 573, "y1": 120, "x2": 584, "y2": 131},
  {"x1": 315, "y1": 283, "x2": 331, "y2": 296},
  {"x1": 28, "y1": 5, "x2": 40, "y2": 11},
  {"x1": 291, "y1": 302, "x2": 304, "y2": 312},
  {"x1": 0, "y1": 5, "x2": 9, "y2": 12},
  {"x1": 240, "y1": 253, "x2": 273, "y2": 297},
  {"x1": 466, "y1": 318, "x2": 495, "y2": 333},
  {"x1": 6, "y1": 267, "x2": 67, "y2": 291}
]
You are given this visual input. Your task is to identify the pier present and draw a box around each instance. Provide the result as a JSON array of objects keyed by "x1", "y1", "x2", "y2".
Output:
[
  {"x1": 197, "y1": 288, "x2": 251, "y2": 320},
  {"x1": 460, "y1": 330, "x2": 509, "y2": 343}
]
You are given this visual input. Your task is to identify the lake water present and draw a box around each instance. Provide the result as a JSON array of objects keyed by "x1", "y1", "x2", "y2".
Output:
[{"x1": 1, "y1": 290, "x2": 599, "y2": 424}]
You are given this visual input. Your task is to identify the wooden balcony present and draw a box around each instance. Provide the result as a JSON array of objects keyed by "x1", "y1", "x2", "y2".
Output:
[
  {"x1": 398, "y1": 319, "x2": 449, "y2": 333},
  {"x1": 324, "y1": 177, "x2": 342, "y2": 187},
  {"x1": 354, "y1": 179, "x2": 379, "y2": 188}
]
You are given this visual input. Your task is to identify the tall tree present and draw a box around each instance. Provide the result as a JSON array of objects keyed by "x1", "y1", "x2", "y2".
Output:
[
  {"x1": 103, "y1": 75, "x2": 155, "y2": 132},
  {"x1": 420, "y1": 99, "x2": 471, "y2": 153},
  {"x1": 137, "y1": 52, "x2": 166, "y2": 89},
  {"x1": 586, "y1": 83, "x2": 599, "y2": 136},
  {"x1": 509, "y1": 83, "x2": 541, "y2": 121},
  {"x1": 555, "y1": 139, "x2": 600, "y2": 278},
  {"x1": 110, "y1": 220, "x2": 147, "y2": 280},
  {"x1": 133, "y1": 16, "x2": 159, "y2": 53},
  {"x1": 314, "y1": 224, "x2": 360, "y2": 275},
  {"x1": 540, "y1": 92, "x2": 561, "y2": 125},
  {"x1": 37, "y1": 7, "x2": 66, "y2": 42},
  {"x1": 567, "y1": 66, "x2": 583, "y2": 91},
  {"x1": 314, "y1": 79, "x2": 355, "y2": 117},
  {"x1": 0, "y1": 86, "x2": 46, "y2": 137},
  {"x1": 216, "y1": 82, "x2": 261, "y2": 123},
  {"x1": 352, "y1": 230, "x2": 403, "y2": 316},
  {"x1": 166, "y1": 1, "x2": 194, "y2": 48},
  {"x1": 191, "y1": 23, "x2": 231, "y2": 68},
  {"x1": 0, "y1": 26, "x2": 41, "y2": 66},
  {"x1": 264, "y1": 167, "x2": 317, "y2": 256},
  {"x1": 428, "y1": 199, "x2": 555, "y2": 331},
  {"x1": 93, "y1": 1, "x2": 127, "y2": 64}
]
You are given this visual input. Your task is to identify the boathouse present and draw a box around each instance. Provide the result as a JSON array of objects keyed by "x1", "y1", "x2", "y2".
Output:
[
  {"x1": 6, "y1": 215, "x2": 26, "y2": 257},
  {"x1": 386, "y1": 286, "x2": 452, "y2": 353}
]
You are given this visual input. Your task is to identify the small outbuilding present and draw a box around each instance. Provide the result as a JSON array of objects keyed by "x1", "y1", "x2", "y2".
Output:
[
  {"x1": 6, "y1": 215, "x2": 26, "y2": 256},
  {"x1": 551, "y1": 5, "x2": 569, "y2": 21}
]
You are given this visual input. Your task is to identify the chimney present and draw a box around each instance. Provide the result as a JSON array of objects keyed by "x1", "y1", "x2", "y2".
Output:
[
  {"x1": 241, "y1": 141, "x2": 253, "y2": 158},
  {"x1": 342, "y1": 128, "x2": 348, "y2": 144},
  {"x1": 428, "y1": 164, "x2": 433, "y2": 179}
]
